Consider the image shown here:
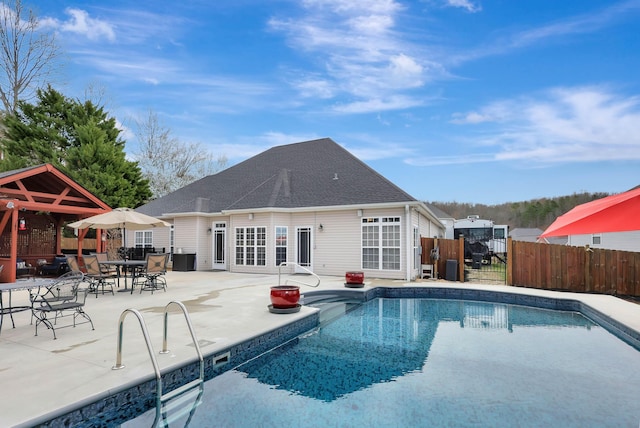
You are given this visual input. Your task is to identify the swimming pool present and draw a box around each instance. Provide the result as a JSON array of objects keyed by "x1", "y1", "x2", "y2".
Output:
[{"x1": 120, "y1": 296, "x2": 640, "y2": 427}]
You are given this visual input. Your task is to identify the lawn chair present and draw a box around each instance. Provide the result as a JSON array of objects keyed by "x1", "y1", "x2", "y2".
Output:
[
  {"x1": 30, "y1": 271, "x2": 94, "y2": 339},
  {"x1": 66, "y1": 255, "x2": 82, "y2": 273},
  {"x1": 83, "y1": 254, "x2": 116, "y2": 297},
  {"x1": 92, "y1": 252, "x2": 119, "y2": 275},
  {"x1": 135, "y1": 253, "x2": 169, "y2": 294}
]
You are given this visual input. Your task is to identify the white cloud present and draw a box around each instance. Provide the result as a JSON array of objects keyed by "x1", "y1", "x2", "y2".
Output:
[
  {"x1": 332, "y1": 95, "x2": 424, "y2": 113},
  {"x1": 444, "y1": 0, "x2": 482, "y2": 13},
  {"x1": 43, "y1": 8, "x2": 116, "y2": 42},
  {"x1": 442, "y1": 86, "x2": 640, "y2": 166},
  {"x1": 269, "y1": 0, "x2": 441, "y2": 113},
  {"x1": 452, "y1": 1, "x2": 640, "y2": 64},
  {"x1": 293, "y1": 78, "x2": 336, "y2": 99}
]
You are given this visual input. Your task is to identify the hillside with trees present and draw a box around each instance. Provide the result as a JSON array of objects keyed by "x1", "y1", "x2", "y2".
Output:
[{"x1": 428, "y1": 192, "x2": 611, "y2": 230}]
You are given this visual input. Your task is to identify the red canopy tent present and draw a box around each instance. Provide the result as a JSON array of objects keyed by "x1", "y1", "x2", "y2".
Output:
[{"x1": 540, "y1": 187, "x2": 640, "y2": 238}]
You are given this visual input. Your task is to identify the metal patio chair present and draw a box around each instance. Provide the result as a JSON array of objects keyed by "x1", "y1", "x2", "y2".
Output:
[
  {"x1": 30, "y1": 271, "x2": 94, "y2": 339},
  {"x1": 83, "y1": 254, "x2": 116, "y2": 297},
  {"x1": 135, "y1": 253, "x2": 169, "y2": 294}
]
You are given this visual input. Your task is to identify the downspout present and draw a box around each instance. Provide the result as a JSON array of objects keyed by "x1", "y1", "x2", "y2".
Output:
[{"x1": 405, "y1": 204, "x2": 411, "y2": 281}]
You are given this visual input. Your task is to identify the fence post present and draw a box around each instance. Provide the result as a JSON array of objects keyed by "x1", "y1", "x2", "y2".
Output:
[
  {"x1": 433, "y1": 237, "x2": 439, "y2": 280},
  {"x1": 507, "y1": 237, "x2": 513, "y2": 285},
  {"x1": 584, "y1": 245, "x2": 592, "y2": 293},
  {"x1": 458, "y1": 236, "x2": 465, "y2": 282}
]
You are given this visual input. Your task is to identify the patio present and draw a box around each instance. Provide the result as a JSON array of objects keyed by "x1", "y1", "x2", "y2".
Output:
[{"x1": 0, "y1": 271, "x2": 639, "y2": 427}]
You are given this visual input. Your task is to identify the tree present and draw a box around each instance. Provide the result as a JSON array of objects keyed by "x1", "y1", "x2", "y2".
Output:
[
  {"x1": 0, "y1": 0, "x2": 60, "y2": 113},
  {"x1": 0, "y1": 85, "x2": 152, "y2": 207},
  {"x1": 134, "y1": 109, "x2": 227, "y2": 198}
]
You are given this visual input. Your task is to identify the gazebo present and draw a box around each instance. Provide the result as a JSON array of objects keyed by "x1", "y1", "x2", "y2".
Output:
[{"x1": 0, "y1": 164, "x2": 111, "y2": 282}]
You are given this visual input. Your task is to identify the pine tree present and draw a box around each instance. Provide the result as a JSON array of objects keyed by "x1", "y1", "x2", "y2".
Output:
[{"x1": 0, "y1": 85, "x2": 152, "y2": 207}]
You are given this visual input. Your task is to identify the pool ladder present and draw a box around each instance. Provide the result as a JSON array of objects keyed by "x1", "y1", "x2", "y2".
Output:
[{"x1": 112, "y1": 301, "x2": 205, "y2": 427}]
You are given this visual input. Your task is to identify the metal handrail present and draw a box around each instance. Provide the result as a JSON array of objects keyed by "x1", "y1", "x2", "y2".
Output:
[
  {"x1": 112, "y1": 308, "x2": 163, "y2": 401},
  {"x1": 112, "y1": 303, "x2": 205, "y2": 428},
  {"x1": 277, "y1": 262, "x2": 320, "y2": 288},
  {"x1": 160, "y1": 301, "x2": 204, "y2": 380}
]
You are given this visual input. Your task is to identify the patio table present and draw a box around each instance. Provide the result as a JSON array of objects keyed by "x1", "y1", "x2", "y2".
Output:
[
  {"x1": 0, "y1": 279, "x2": 54, "y2": 333},
  {"x1": 99, "y1": 260, "x2": 146, "y2": 293}
]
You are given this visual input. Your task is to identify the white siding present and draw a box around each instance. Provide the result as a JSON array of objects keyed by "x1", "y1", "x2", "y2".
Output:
[
  {"x1": 568, "y1": 231, "x2": 640, "y2": 252},
  {"x1": 161, "y1": 205, "x2": 445, "y2": 280},
  {"x1": 124, "y1": 224, "x2": 172, "y2": 253}
]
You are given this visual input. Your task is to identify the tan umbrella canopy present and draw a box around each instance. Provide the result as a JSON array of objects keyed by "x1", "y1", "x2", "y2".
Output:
[{"x1": 67, "y1": 207, "x2": 170, "y2": 230}]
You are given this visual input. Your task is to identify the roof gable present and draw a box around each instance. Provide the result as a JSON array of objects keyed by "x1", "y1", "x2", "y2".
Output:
[
  {"x1": 139, "y1": 138, "x2": 416, "y2": 216},
  {"x1": 0, "y1": 163, "x2": 110, "y2": 214}
]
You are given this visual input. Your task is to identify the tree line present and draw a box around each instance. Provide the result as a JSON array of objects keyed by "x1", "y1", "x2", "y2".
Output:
[{"x1": 428, "y1": 191, "x2": 611, "y2": 230}]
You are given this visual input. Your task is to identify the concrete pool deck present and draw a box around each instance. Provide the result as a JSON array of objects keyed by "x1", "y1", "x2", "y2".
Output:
[{"x1": 1, "y1": 270, "x2": 639, "y2": 427}]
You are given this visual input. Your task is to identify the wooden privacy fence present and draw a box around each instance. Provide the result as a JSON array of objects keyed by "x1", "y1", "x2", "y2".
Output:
[
  {"x1": 61, "y1": 237, "x2": 97, "y2": 251},
  {"x1": 510, "y1": 240, "x2": 640, "y2": 297},
  {"x1": 421, "y1": 237, "x2": 640, "y2": 298}
]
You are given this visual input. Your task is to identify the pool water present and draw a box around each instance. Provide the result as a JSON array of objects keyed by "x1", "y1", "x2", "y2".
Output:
[{"x1": 125, "y1": 298, "x2": 640, "y2": 427}]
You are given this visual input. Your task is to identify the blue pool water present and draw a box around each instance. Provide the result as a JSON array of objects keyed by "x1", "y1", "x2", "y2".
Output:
[{"x1": 123, "y1": 298, "x2": 640, "y2": 427}]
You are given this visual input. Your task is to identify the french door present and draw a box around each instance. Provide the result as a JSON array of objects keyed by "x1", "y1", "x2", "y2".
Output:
[
  {"x1": 212, "y1": 222, "x2": 226, "y2": 270},
  {"x1": 295, "y1": 227, "x2": 312, "y2": 273}
]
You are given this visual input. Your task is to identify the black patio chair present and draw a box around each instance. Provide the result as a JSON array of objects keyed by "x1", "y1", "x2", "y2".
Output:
[{"x1": 30, "y1": 271, "x2": 94, "y2": 339}]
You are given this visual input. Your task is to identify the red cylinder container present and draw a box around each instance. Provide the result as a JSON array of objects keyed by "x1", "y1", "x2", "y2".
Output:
[
  {"x1": 345, "y1": 271, "x2": 364, "y2": 285},
  {"x1": 270, "y1": 286, "x2": 300, "y2": 309}
]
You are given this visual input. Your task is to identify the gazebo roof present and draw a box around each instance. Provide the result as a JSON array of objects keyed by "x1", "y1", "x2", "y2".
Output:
[
  {"x1": 0, "y1": 164, "x2": 110, "y2": 215},
  {"x1": 0, "y1": 164, "x2": 111, "y2": 282}
]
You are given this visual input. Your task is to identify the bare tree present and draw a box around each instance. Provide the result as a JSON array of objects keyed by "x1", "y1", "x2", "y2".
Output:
[
  {"x1": 134, "y1": 110, "x2": 227, "y2": 198},
  {"x1": 0, "y1": 0, "x2": 61, "y2": 113}
]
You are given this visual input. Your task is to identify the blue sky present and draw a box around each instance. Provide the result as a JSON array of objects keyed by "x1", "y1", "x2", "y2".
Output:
[{"x1": 30, "y1": 0, "x2": 640, "y2": 204}]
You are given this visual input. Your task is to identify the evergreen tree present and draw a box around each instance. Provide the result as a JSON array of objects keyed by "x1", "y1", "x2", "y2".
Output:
[{"x1": 0, "y1": 85, "x2": 152, "y2": 207}]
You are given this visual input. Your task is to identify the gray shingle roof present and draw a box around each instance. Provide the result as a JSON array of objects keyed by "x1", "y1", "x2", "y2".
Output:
[
  {"x1": 137, "y1": 138, "x2": 417, "y2": 216},
  {"x1": 0, "y1": 164, "x2": 43, "y2": 180}
]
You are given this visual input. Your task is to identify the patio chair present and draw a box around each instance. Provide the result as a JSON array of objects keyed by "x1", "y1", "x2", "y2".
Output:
[
  {"x1": 66, "y1": 255, "x2": 82, "y2": 273},
  {"x1": 92, "y1": 252, "x2": 119, "y2": 276},
  {"x1": 30, "y1": 271, "x2": 94, "y2": 339},
  {"x1": 135, "y1": 253, "x2": 169, "y2": 294},
  {"x1": 83, "y1": 254, "x2": 116, "y2": 297}
]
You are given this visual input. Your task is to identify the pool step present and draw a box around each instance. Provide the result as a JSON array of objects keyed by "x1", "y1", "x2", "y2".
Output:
[
  {"x1": 307, "y1": 299, "x2": 363, "y2": 324},
  {"x1": 157, "y1": 379, "x2": 204, "y2": 427}
]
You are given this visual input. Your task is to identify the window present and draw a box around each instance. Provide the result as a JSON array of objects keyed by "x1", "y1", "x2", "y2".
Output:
[
  {"x1": 135, "y1": 231, "x2": 153, "y2": 248},
  {"x1": 362, "y1": 217, "x2": 401, "y2": 270},
  {"x1": 592, "y1": 235, "x2": 601, "y2": 245},
  {"x1": 170, "y1": 225, "x2": 174, "y2": 255},
  {"x1": 275, "y1": 226, "x2": 287, "y2": 267},
  {"x1": 235, "y1": 227, "x2": 266, "y2": 266}
]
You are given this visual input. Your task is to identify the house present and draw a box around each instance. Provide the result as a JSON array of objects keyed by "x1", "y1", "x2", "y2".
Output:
[
  {"x1": 563, "y1": 231, "x2": 640, "y2": 252},
  {"x1": 510, "y1": 228, "x2": 543, "y2": 242},
  {"x1": 135, "y1": 138, "x2": 444, "y2": 280}
]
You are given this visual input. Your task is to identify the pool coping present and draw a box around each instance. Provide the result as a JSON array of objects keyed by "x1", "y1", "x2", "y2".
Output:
[{"x1": 20, "y1": 283, "x2": 640, "y2": 427}]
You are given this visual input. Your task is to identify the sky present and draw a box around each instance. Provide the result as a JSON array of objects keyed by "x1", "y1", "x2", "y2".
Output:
[{"x1": 25, "y1": 0, "x2": 640, "y2": 204}]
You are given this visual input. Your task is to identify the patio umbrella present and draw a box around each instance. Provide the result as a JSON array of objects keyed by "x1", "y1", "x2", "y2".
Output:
[
  {"x1": 67, "y1": 207, "x2": 170, "y2": 230},
  {"x1": 67, "y1": 207, "x2": 170, "y2": 251},
  {"x1": 540, "y1": 187, "x2": 640, "y2": 238}
]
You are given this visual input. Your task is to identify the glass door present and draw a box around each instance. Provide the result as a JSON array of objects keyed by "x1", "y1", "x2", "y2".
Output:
[
  {"x1": 212, "y1": 222, "x2": 226, "y2": 270},
  {"x1": 295, "y1": 226, "x2": 312, "y2": 273}
]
